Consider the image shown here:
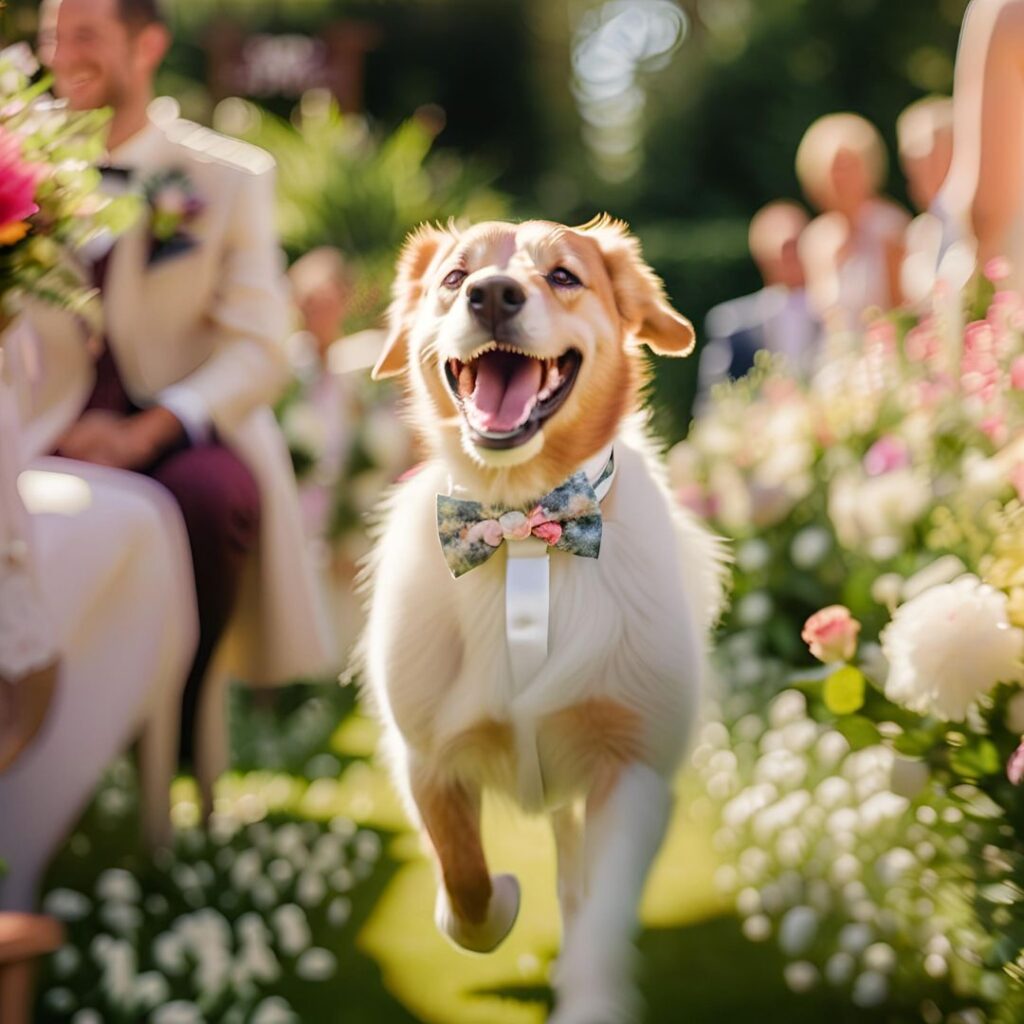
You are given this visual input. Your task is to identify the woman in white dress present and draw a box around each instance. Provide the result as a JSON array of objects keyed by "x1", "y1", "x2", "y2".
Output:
[
  {"x1": 941, "y1": 0, "x2": 1024, "y2": 285},
  {"x1": 0, "y1": 327, "x2": 197, "y2": 911},
  {"x1": 796, "y1": 113, "x2": 911, "y2": 328}
]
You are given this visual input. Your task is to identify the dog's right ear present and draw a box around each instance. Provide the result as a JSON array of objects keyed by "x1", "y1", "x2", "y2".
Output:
[{"x1": 373, "y1": 224, "x2": 455, "y2": 379}]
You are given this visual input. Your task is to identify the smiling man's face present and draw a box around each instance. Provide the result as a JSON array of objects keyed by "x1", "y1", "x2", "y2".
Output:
[{"x1": 42, "y1": 0, "x2": 147, "y2": 112}]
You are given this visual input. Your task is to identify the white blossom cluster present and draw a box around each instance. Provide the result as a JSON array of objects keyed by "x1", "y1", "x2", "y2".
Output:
[
  {"x1": 693, "y1": 690, "x2": 995, "y2": 1020},
  {"x1": 40, "y1": 814, "x2": 383, "y2": 1021}
]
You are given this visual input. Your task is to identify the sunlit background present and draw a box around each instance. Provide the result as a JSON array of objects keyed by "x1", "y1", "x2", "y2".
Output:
[{"x1": 2, "y1": 0, "x2": 971, "y2": 436}]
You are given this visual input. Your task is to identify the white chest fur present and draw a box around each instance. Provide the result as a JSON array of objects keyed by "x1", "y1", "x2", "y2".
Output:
[{"x1": 364, "y1": 430, "x2": 723, "y2": 810}]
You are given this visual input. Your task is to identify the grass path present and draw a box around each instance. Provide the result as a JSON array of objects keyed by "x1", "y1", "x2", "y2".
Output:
[{"x1": 332, "y1": 712, "x2": 884, "y2": 1024}]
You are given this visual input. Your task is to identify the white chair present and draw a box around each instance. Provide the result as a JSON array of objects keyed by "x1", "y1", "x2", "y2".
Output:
[{"x1": 0, "y1": 370, "x2": 198, "y2": 910}]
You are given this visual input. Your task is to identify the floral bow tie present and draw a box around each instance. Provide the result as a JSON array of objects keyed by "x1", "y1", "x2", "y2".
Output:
[{"x1": 436, "y1": 455, "x2": 614, "y2": 578}]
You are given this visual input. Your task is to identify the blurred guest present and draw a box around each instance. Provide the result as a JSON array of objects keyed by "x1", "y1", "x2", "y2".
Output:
[
  {"x1": 283, "y1": 249, "x2": 414, "y2": 658},
  {"x1": 24, "y1": 0, "x2": 332, "y2": 769},
  {"x1": 941, "y1": 0, "x2": 1024, "y2": 285},
  {"x1": 898, "y1": 97, "x2": 956, "y2": 307},
  {"x1": 898, "y1": 97, "x2": 954, "y2": 214},
  {"x1": 796, "y1": 113, "x2": 911, "y2": 327},
  {"x1": 699, "y1": 200, "x2": 820, "y2": 394}
]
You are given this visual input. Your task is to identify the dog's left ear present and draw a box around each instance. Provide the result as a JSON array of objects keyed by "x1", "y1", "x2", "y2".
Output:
[
  {"x1": 373, "y1": 223, "x2": 455, "y2": 379},
  {"x1": 579, "y1": 215, "x2": 695, "y2": 357}
]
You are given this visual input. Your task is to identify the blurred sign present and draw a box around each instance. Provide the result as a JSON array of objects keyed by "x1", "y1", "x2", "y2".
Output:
[{"x1": 206, "y1": 20, "x2": 380, "y2": 111}]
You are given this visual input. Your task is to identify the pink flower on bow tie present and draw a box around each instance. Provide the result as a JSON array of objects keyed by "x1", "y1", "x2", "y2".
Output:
[
  {"x1": 528, "y1": 506, "x2": 562, "y2": 545},
  {"x1": 465, "y1": 507, "x2": 564, "y2": 548}
]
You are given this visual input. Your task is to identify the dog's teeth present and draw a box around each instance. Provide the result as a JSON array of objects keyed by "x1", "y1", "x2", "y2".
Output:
[{"x1": 458, "y1": 362, "x2": 476, "y2": 397}]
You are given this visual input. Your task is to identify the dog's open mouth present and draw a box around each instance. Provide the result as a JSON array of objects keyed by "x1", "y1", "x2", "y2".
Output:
[{"x1": 445, "y1": 346, "x2": 582, "y2": 449}]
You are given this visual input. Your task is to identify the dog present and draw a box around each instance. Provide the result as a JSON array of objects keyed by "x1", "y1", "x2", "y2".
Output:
[{"x1": 360, "y1": 216, "x2": 727, "y2": 1023}]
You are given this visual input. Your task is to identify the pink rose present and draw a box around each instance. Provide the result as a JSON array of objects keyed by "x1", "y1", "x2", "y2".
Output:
[
  {"x1": 0, "y1": 126, "x2": 43, "y2": 229},
  {"x1": 905, "y1": 319, "x2": 941, "y2": 364},
  {"x1": 984, "y1": 257, "x2": 1012, "y2": 283},
  {"x1": 1008, "y1": 737, "x2": 1024, "y2": 785},
  {"x1": 1011, "y1": 356, "x2": 1024, "y2": 392},
  {"x1": 981, "y1": 414, "x2": 1008, "y2": 446},
  {"x1": 1010, "y1": 462, "x2": 1024, "y2": 503},
  {"x1": 802, "y1": 605, "x2": 861, "y2": 663},
  {"x1": 864, "y1": 436, "x2": 910, "y2": 477}
]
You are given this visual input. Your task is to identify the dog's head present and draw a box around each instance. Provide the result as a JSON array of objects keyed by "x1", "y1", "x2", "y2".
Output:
[{"x1": 376, "y1": 216, "x2": 694, "y2": 495}]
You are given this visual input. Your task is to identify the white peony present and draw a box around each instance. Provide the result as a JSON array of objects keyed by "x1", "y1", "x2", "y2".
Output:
[
  {"x1": 829, "y1": 467, "x2": 931, "y2": 559},
  {"x1": 882, "y1": 575, "x2": 1024, "y2": 721}
]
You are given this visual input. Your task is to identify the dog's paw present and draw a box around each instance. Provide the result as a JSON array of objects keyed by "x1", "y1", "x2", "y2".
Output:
[
  {"x1": 547, "y1": 991, "x2": 639, "y2": 1024},
  {"x1": 435, "y1": 873, "x2": 521, "y2": 954},
  {"x1": 548, "y1": 969, "x2": 640, "y2": 1024}
]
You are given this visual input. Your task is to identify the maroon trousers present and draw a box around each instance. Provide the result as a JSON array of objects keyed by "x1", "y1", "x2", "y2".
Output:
[{"x1": 73, "y1": 345, "x2": 261, "y2": 764}]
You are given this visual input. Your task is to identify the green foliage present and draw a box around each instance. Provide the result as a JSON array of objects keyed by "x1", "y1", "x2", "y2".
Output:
[
  {"x1": 235, "y1": 96, "x2": 506, "y2": 326},
  {"x1": 823, "y1": 665, "x2": 866, "y2": 715}
]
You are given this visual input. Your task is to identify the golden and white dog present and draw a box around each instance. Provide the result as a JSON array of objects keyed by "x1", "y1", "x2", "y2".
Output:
[{"x1": 361, "y1": 216, "x2": 726, "y2": 1023}]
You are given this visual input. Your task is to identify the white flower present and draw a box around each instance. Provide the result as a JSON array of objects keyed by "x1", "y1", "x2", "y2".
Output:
[
  {"x1": 742, "y1": 914, "x2": 772, "y2": 942},
  {"x1": 783, "y1": 960, "x2": 819, "y2": 993},
  {"x1": 44, "y1": 987, "x2": 76, "y2": 1014},
  {"x1": 98, "y1": 939, "x2": 136, "y2": 1007},
  {"x1": 282, "y1": 402, "x2": 327, "y2": 458},
  {"x1": 251, "y1": 996, "x2": 299, "y2": 1024},
  {"x1": 152, "y1": 931, "x2": 187, "y2": 975},
  {"x1": 838, "y1": 922, "x2": 873, "y2": 955},
  {"x1": 296, "y1": 947, "x2": 337, "y2": 981},
  {"x1": 825, "y1": 952, "x2": 855, "y2": 986},
  {"x1": 790, "y1": 526, "x2": 831, "y2": 570},
  {"x1": 737, "y1": 539, "x2": 772, "y2": 573},
  {"x1": 230, "y1": 848, "x2": 263, "y2": 890},
  {"x1": 54, "y1": 945, "x2": 81, "y2": 977},
  {"x1": 134, "y1": 972, "x2": 170, "y2": 1011},
  {"x1": 779, "y1": 906, "x2": 819, "y2": 955},
  {"x1": 882, "y1": 575, "x2": 1024, "y2": 720},
  {"x1": 272, "y1": 903, "x2": 312, "y2": 956},
  {"x1": 43, "y1": 888, "x2": 91, "y2": 922},
  {"x1": 354, "y1": 830, "x2": 382, "y2": 863},
  {"x1": 829, "y1": 468, "x2": 931, "y2": 557},
  {"x1": 153, "y1": 1001, "x2": 204, "y2": 1024},
  {"x1": 327, "y1": 897, "x2": 351, "y2": 928},
  {"x1": 2, "y1": 42, "x2": 39, "y2": 77},
  {"x1": 851, "y1": 970, "x2": 888, "y2": 1007}
]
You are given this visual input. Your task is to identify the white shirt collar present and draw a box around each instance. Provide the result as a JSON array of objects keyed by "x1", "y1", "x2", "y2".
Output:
[{"x1": 105, "y1": 118, "x2": 165, "y2": 172}]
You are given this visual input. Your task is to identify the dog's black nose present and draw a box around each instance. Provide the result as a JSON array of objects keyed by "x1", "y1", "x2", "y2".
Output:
[{"x1": 468, "y1": 276, "x2": 526, "y2": 334}]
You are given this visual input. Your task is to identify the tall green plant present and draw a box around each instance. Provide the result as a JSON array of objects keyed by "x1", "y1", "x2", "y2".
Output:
[{"x1": 235, "y1": 94, "x2": 507, "y2": 325}]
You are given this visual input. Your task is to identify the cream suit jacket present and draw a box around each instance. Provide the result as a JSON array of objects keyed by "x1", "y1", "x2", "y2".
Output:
[{"x1": 9, "y1": 111, "x2": 333, "y2": 685}]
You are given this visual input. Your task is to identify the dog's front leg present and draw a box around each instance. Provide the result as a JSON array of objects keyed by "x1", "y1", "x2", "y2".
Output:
[
  {"x1": 549, "y1": 762, "x2": 672, "y2": 1024},
  {"x1": 412, "y1": 771, "x2": 521, "y2": 954},
  {"x1": 551, "y1": 801, "x2": 585, "y2": 933}
]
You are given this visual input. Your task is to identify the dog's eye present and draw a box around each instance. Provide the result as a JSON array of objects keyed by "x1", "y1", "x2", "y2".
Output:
[
  {"x1": 548, "y1": 267, "x2": 582, "y2": 288},
  {"x1": 442, "y1": 269, "x2": 467, "y2": 290}
]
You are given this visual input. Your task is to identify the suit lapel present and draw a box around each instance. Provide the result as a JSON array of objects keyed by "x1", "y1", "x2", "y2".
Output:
[{"x1": 103, "y1": 126, "x2": 172, "y2": 387}]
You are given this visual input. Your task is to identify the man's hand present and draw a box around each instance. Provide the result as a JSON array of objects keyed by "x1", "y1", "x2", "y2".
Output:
[{"x1": 57, "y1": 407, "x2": 186, "y2": 470}]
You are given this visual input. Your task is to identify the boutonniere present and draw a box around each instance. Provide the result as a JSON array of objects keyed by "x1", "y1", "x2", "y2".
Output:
[{"x1": 143, "y1": 168, "x2": 204, "y2": 266}]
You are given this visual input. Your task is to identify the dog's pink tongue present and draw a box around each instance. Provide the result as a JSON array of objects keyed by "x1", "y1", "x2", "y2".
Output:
[{"x1": 471, "y1": 352, "x2": 543, "y2": 432}]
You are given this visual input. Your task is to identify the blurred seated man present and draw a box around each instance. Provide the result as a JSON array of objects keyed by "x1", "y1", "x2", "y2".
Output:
[
  {"x1": 29, "y1": 0, "x2": 332, "y2": 782},
  {"x1": 699, "y1": 200, "x2": 820, "y2": 395},
  {"x1": 897, "y1": 97, "x2": 955, "y2": 306},
  {"x1": 796, "y1": 113, "x2": 911, "y2": 328}
]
